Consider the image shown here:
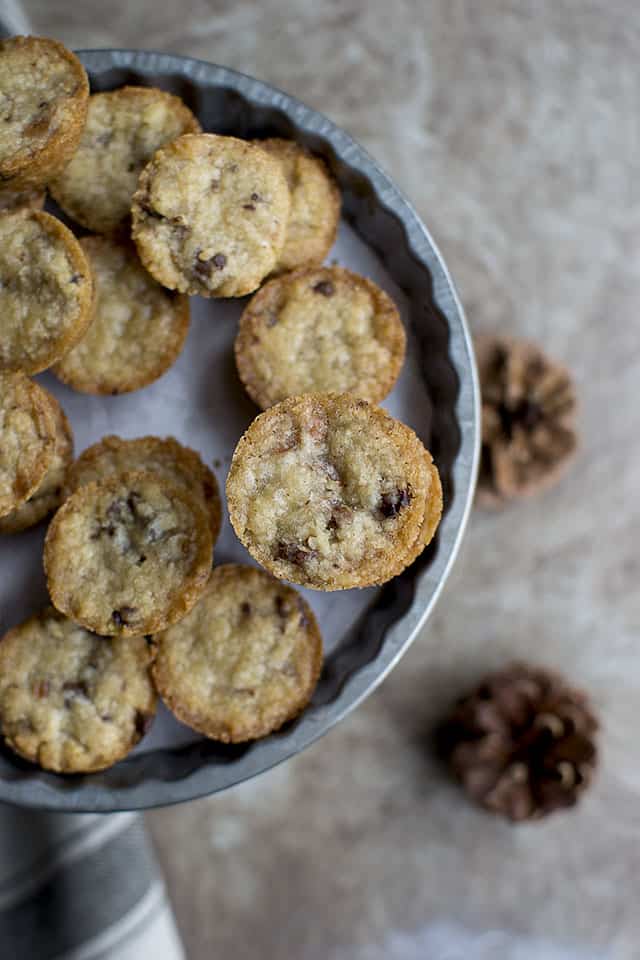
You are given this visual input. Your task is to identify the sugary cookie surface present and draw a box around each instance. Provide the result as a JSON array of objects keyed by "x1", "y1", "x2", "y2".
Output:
[
  {"x1": 63, "y1": 435, "x2": 221, "y2": 542},
  {"x1": 45, "y1": 471, "x2": 213, "y2": 636},
  {"x1": 0, "y1": 371, "x2": 56, "y2": 517},
  {"x1": 235, "y1": 266, "x2": 406, "y2": 408},
  {"x1": 227, "y1": 394, "x2": 438, "y2": 589},
  {"x1": 0, "y1": 392, "x2": 73, "y2": 534},
  {"x1": 0, "y1": 36, "x2": 88, "y2": 189},
  {"x1": 132, "y1": 134, "x2": 290, "y2": 297},
  {"x1": 54, "y1": 236, "x2": 190, "y2": 394},
  {"x1": 152, "y1": 564, "x2": 323, "y2": 742},
  {"x1": 0, "y1": 607, "x2": 156, "y2": 773},
  {"x1": 257, "y1": 138, "x2": 340, "y2": 272},
  {"x1": 0, "y1": 210, "x2": 93, "y2": 374},
  {"x1": 50, "y1": 86, "x2": 201, "y2": 234}
]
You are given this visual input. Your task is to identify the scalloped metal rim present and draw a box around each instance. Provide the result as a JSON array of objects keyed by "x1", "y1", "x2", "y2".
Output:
[{"x1": 0, "y1": 50, "x2": 480, "y2": 811}]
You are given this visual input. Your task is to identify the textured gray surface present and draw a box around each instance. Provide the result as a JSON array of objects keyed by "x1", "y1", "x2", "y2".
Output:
[{"x1": 20, "y1": 1, "x2": 640, "y2": 958}]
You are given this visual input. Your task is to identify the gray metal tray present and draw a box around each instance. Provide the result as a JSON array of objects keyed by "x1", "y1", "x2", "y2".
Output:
[{"x1": 0, "y1": 50, "x2": 479, "y2": 811}]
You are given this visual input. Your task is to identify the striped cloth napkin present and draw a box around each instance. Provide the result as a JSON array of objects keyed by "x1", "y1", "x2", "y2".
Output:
[{"x1": 0, "y1": 3, "x2": 185, "y2": 957}]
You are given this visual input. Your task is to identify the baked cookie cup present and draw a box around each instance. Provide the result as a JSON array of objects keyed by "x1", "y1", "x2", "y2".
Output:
[
  {"x1": 151, "y1": 564, "x2": 323, "y2": 743},
  {"x1": 0, "y1": 36, "x2": 89, "y2": 190},
  {"x1": 226, "y1": 393, "x2": 442, "y2": 590},
  {"x1": 44, "y1": 471, "x2": 213, "y2": 637},
  {"x1": 235, "y1": 265, "x2": 406, "y2": 408},
  {"x1": 0, "y1": 607, "x2": 156, "y2": 774},
  {"x1": 0, "y1": 209, "x2": 94, "y2": 375},
  {"x1": 131, "y1": 133, "x2": 290, "y2": 297}
]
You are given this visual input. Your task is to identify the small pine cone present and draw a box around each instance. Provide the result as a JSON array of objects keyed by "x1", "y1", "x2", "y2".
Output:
[
  {"x1": 437, "y1": 663, "x2": 598, "y2": 822},
  {"x1": 475, "y1": 335, "x2": 578, "y2": 508}
]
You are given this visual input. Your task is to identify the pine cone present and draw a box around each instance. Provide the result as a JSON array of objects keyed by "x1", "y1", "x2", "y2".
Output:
[
  {"x1": 437, "y1": 663, "x2": 598, "y2": 822},
  {"x1": 476, "y1": 335, "x2": 578, "y2": 508}
]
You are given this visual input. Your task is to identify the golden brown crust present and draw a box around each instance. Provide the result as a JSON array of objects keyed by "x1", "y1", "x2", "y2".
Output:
[
  {"x1": 0, "y1": 209, "x2": 94, "y2": 375},
  {"x1": 0, "y1": 391, "x2": 74, "y2": 534},
  {"x1": 391, "y1": 448, "x2": 443, "y2": 573},
  {"x1": 151, "y1": 564, "x2": 323, "y2": 743},
  {"x1": 256, "y1": 138, "x2": 340, "y2": 272},
  {"x1": 62, "y1": 434, "x2": 222, "y2": 543},
  {"x1": 0, "y1": 607, "x2": 156, "y2": 773},
  {"x1": 0, "y1": 36, "x2": 89, "y2": 190},
  {"x1": 44, "y1": 471, "x2": 213, "y2": 637},
  {"x1": 53, "y1": 236, "x2": 190, "y2": 395},
  {"x1": 0, "y1": 371, "x2": 57, "y2": 517},
  {"x1": 131, "y1": 134, "x2": 291, "y2": 297},
  {"x1": 226, "y1": 393, "x2": 441, "y2": 590},
  {"x1": 234, "y1": 266, "x2": 406, "y2": 409},
  {"x1": 49, "y1": 85, "x2": 201, "y2": 234}
]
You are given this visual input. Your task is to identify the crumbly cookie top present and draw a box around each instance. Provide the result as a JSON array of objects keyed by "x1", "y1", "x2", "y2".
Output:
[
  {"x1": 257, "y1": 138, "x2": 340, "y2": 272},
  {"x1": 54, "y1": 236, "x2": 190, "y2": 394},
  {"x1": 0, "y1": 607, "x2": 156, "y2": 773},
  {"x1": 45, "y1": 471, "x2": 213, "y2": 636},
  {"x1": 63, "y1": 435, "x2": 221, "y2": 542},
  {"x1": 0, "y1": 36, "x2": 87, "y2": 174},
  {"x1": 0, "y1": 210, "x2": 93, "y2": 374},
  {"x1": 152, "y1": 564, "x2": 322, "y2": 742},
  {"x1": 50, "y1": 86, "x2": 201, "y2": 234},
  {"x1": 0, "y1": 370, "x2": 56, "y2": 516},
  {"x1": 227, "y1": 394, "x2": 435, "y2": 589},
  {"x1": 235, "y1": 266, "x2": 406, "y2": 407},
  {"x1": 132, "y1": 134, "x2": 290, "y2": 297}
]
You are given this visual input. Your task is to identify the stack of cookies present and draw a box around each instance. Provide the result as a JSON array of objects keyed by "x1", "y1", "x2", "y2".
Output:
[{"x1": 0, "y1": 35, "x2": 443, "y2": 775}]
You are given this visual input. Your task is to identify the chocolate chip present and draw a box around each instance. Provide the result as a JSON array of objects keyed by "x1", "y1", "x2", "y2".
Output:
[
  {"x1": 379, "y1": 488, "x2": 411, "y2": 518},
  {"x1": 276, "y1": 542, "x2": 318, "y2": 566},
  {"x1": 134, "y1": 710, "x2": 154, "y2": 737},
  {"x1": 312, "y1": 280, "x2": 335, "y2": 297},
  {"x1": 106, "y1": 498, "x2": 126, "y2": 522},
  {"x1": 95, "y1": 131, "x2": 112, "y2": 146},
  {"x1": 112, "y1": 606, "x2": 136, "y2": 627},
  {"x1": 240, "y1": 601, "x2": 251, "y2": 616},
  {"x1": 275, "y1": 595, "x2": 288, "y2": 619},
  {"x1": 91, "y1": 521, "x2": 115, "y2": 540},
  {"x1": 193, "y1": 252, "x2": 226, "y2": 280},
  {"x1": 63, "y1": 681, "x2": 89, "y2": 699},
  {"x1": 242, "y1": 190, "x2": 264, "y2": 209},
  {"x1": 127, "y1": 492, "x2": 141, "y2": 517},
  {"x1": 320, "y1": 461, "x2": 340, "y2": 482},
  {"x1": 69, "y1": 273, "x2": 82, "y2": 284},
  {"x1": 138, "y1": 555, "x2": 147, "y2": 565},
  {"x1": 139, "y1": 200, "x2": 165, "y2": 221},
  {"x1": 211, "y1": 178, "x2": 220, "y2": 190},
  {"x1": 327, "y1": 503, "x2": 350, "y2": 533},
  {"x1": 34, "y1": 679, "x2": 50, "y2": 698}
]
